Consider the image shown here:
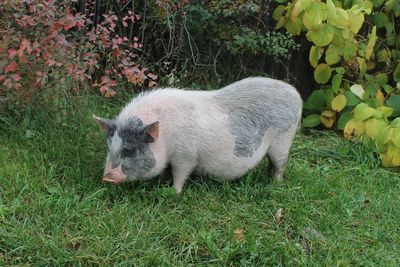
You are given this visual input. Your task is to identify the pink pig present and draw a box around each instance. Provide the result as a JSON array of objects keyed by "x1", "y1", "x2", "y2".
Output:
[{"x1": 94, "y1": 77, "x2": 302, "y2": 193}]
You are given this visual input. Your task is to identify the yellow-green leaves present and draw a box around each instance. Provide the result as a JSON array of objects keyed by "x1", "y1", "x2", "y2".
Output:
[
  {"x1": 394, "y1": 64, "x2": 400, "y2": 83},
  {"x1": 309, "y1": 46, "x2": 322, "y2": 67},
  {"x1": 285, "y1": 17, "x2": 303, "y2": 35},
  {"x1": 343, "y1": 39, "x2": 358, "y2": 60},
  {"x1": 349, "y1": 8, "x2": 365, "y2": 33},
  {"x1": 331, "y1": 74, "x2": 342, "y2": 93},
  {"x1": 303, "y1": 3, "x2": 325, "y2": 30},
  {"x1": 344, "y1": 119, "x2": 366, "y2": 138},
  {"x1": 350, "y1": 84, "x2": 365, "y2": 99},
  {"x1": 357, "y1": 57, "x2": 367, "y2": 78},
  {"x1": 273, "y1": 0, "x2": 400, "y2": 167},
  {"x1": 381, "y1": 143, "x2": 400, "y2": 167},
  {"x1": 365, "y1": 118, "x2": 387, "y2": 138},
  {"x1": 338, "y1": 111, "x2": 353, "y2": 130},
  {"x1": 376, "y1": 126, "x2": 393, "y2": 147},
  {"x1": 314, "y1": 64, "x2": 332, "y2": 84},
  {"x1": 306, "y1": 24, "x2": 335, "y2": 46},
  {"x1": 328, "y1": 8, "x2": 349, "y2": 29},
  {"x1": 365, "y1": 26, "x2": 377, "y2": 60},
  {"x1": 376, "y1": 106, "x2": 394, "y2": 118},
  {"x1": 291, "y1": 0, "x2": 314, "y2": 17},
  {"x1": 273, "y1": 5, "x2": 286, "y2": 21},
  {"x1": 354, "y1": 103, "x2": 375, "y2": 121},
  {"x1": 393, "y1": 128, "x2": 400, "y2": 147},
  {"x1": 326, "y1": 0, "x2": 337, "y2": 19},
  {"x1": 332, "y1": 94, "x2": 347, "y2": 111},
  {"x1": 326, "y1": 44, "x2": 342, "y2": 65},
  {"x1": 391, "y1": 118, "x2": 400, "y2": 128},
  {"x1": 320, "y1": 109, "x2": 336, "y2": 128}
]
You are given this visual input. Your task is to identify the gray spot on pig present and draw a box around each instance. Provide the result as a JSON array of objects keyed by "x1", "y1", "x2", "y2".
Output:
[
  {"x1": 116, "y1": 116, "x2": 156, "y2": 177},
  {"x1": 122, "y1": 144, "x2": 156, "y2": 177},
  {"x1": 215, "y1": 80, "x2": 300, "y2": 158}
]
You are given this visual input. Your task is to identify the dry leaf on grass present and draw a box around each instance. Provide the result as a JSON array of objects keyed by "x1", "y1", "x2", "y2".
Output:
[
  {"x1": 275, "y1": 208, "x2": 283, "y2": 223},
  {"x1": 363, "y1": 198, "x2": 371, "y2": 209},
  {"x1": 234, "y1": 228, "x2": 245, "y2": 242},
  {"x1": 300, "y1": 238, "x2": 311, "y2": 255}
]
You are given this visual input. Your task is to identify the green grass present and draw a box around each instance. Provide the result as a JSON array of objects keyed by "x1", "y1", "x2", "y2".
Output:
[{"x1": 1, "y1": 95, "x2": 400, "y2": 266}]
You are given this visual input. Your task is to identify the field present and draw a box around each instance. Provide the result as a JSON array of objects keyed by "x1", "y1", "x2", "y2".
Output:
[{"x1": 1, "y1": 95, "x2": 399, "y2": 266}]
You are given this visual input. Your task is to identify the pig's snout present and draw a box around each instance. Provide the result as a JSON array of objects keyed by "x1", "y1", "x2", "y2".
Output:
[
  {"x1": 102, "y1": 173, "x2": 121, "y2": 184},
  {"x1": 102, "y1": 164, "x2": 126, "y2": 184}
]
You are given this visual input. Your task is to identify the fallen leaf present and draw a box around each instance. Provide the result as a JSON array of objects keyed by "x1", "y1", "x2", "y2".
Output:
[
  {"x1": 66, "y1": 240, "x2": 81, "y2": 250},
  {"x1": 234, "y1": 228, "x2": 245, "y2": 242},
  {"x1": 363, "y1": 198, "x2": 371, "y2": 209},
  {"x1": 275, "y1": 208, "x2": 283, "y2": 223},
  {"x1": 300, "y1": 238, "x2": 311, "y2": 255}
]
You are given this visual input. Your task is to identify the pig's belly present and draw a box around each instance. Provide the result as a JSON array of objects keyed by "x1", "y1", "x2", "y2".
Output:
[{"x1": 196, "y1": 134, "x2": 271, "y2": 179}]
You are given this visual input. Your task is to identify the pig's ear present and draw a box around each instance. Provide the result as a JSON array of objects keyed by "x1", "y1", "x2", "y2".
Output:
[
  {"x1": 143, "y1": 121, "x2": 159, "y2": 143},
  {"x1": 93, "y1": 114, "x2": 116, "y2": 134}
]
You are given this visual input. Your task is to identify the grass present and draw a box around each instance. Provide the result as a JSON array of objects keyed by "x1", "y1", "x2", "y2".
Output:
[{"x1": 1, "y1": 94, "x2": 400, "y2": 266}]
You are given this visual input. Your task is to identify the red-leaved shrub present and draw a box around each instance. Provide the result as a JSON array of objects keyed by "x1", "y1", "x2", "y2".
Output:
[{"x1": 0, "y1": 0, "x2": 157, "y2": 109}]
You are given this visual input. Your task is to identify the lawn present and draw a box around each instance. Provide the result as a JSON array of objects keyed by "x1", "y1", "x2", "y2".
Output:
[{"x1": 1, "y1": 94, "x2": 399, "y2": 266}]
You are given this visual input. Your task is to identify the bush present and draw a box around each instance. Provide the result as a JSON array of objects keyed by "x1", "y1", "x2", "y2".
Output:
[
  {"x1": 273, "y1": 0, "x2": 400, "y2": 166},
  {"x1": 141, "y1": 0, "x2": 300, "y2": 86},
  {"x1": 0, "y1": 0, "x2": 157, "y2": 113}
]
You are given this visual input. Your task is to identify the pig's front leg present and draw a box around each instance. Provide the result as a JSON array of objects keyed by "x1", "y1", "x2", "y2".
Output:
[{"x1": 171, "y1": 163, "x2": 194, "y2": 194}]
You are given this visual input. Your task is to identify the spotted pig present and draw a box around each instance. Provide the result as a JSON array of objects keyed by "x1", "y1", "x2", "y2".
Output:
[{"x1": 94, "y1": 77, "x2": 302, "y2": 193}]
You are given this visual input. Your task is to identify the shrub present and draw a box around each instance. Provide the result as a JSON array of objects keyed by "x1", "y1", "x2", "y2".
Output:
[
  {"x1": 0, "y1": 0, "x2": 157, "y2": 112},
  {"x1": 273, "y1": 0, "x2": 400, "y2": 166},
  {"x1": 141, "y1": 0, "x2": 300, "y2": 85}
]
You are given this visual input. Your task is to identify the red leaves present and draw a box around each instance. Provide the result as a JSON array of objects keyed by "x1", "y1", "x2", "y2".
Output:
[
  {"x1": 63, "y1": 13, "x2": 86, "y2": 30},
  {"x1": 2, "y1": 0, "x2": 154, "y2": 100},
  {"x1": 18, "y1": 39, "x2": 31, "y2": 58},
  {"x1": 101, "y1": 33, "x2": 109, "y2": 49},
  {"x1": 5, "y1": 62, "x2": 18, "y2": 73},
  {"x1": 8, "y1": 49, "x2": 17, "y2": 59},
  {"x1": 95, "y1": 76, "x2": 117, "y2": 97},
  {"x1": 87, "y1": 31, "x2": 97, "y2": 42},
  {"x1": 16, "y1": 15, "x2": 36, "y2": 28},
  {"x1": 147, "y1": 73, "x2": 158, "y2": 80},
  {"x1": 12, "y1": 74, "x2": 21, "y2": 81},
  {"x1": 103, "y1": 15, "x2": 118, "y2": 31}
]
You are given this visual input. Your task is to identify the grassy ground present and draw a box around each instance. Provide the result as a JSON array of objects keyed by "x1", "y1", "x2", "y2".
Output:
[{"x1": 1, "y1": 95, "x2": 399, "y2": 266}]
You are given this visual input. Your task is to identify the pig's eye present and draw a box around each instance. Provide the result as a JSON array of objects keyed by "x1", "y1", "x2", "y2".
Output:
[{"x1": 121, "y1": 148, "x2": 137, "y2": 158}]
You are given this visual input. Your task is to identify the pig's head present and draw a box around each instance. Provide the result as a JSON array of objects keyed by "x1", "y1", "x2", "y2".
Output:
[{"x1": 93, "y1": 115, "x2": 160, "y2": 184}]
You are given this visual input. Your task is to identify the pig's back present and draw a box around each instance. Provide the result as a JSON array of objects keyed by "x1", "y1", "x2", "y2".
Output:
[{"x1": 214, "y1": 77, "x2": 302, "y2": 129}]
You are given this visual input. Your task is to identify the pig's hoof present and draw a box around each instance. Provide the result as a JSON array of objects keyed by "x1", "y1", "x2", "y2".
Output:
[{"x1": 174, "y1": 186, "x2": 183, "y2": 195}]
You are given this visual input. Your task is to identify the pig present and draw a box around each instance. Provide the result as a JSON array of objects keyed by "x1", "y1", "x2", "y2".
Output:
[{"x1": 93, "y1": 77, "x2": 302, "y2": 193}]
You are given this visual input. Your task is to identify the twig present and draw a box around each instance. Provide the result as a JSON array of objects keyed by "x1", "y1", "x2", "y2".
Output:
[
  {"x1": 94, "y1": 0, "x2": 102, "y2": 28},
  {"x1": 110, "y1": 0, "x2": 128, "y2": 36},
  {"x1": 120, "y1": 0, "x2": 131, "y2": 12},
  {"x1": 141, "y1": 0, "x2": 147, "y2": 48},
  {"x1": 129, "y1": 0, "x2": 135, "y2": 39}
]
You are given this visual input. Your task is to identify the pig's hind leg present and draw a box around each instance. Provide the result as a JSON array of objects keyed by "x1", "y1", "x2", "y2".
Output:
[{"x1": 266, "y1": 132, "x2": 295, "y2": 181}]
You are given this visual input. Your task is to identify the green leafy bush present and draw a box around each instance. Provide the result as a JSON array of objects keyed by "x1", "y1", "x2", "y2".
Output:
[
  {"x1": 273, "y1": 0, "x2": 400, "y2": 166},
  {"x1": 142, "y1": 0, "x2": 300, "y2": 84}
]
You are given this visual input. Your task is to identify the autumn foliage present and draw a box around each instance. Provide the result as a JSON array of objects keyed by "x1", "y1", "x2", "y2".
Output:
[{"x1": 0, "y1": 0, "x2": 157, "y2": 107}]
